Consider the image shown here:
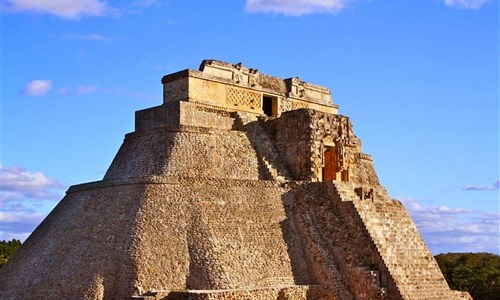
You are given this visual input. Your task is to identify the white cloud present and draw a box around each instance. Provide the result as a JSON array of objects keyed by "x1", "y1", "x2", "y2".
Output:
[
  {"x1": 0, "y1": 211, "x2": 45, "y2": 224},
  {"x1": 0, "y1": 190, "x2": 61, "y2": 202},
  {"x1": 0, "y1": 210, "x2": 47, "y2": 242},
  {"x1": 443, "y1": 0, "x2": 490, "y2": 9},
  {"x1": 399, "y1": 197, "x2": 500, "y2": 254},
  {"x1": 62, "y1": 33, "x2": 110, "y2": 42},
  {"x1": 1, "y1": 166, "x2": 64, "y2": 192},
  {"x1": 463, "y1": 179, "x2": 500, "y2": 191},
  {"x1": 5, "y1": 0, "x2": 115, "y2": 19},
  {"x1": 21, "y1": 79, "x2": 52, "y2": 96},
  {"x1": 245, "y1": 0, "x2": 357, "y2": 16}
]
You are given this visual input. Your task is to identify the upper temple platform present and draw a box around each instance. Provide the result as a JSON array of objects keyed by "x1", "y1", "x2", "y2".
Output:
[{"x1": 160, "y1": 59, "x2": 338, "y2": 116}]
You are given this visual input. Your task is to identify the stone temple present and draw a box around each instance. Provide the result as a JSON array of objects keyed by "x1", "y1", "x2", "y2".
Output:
[{"x1": 0, "y1": 60, "x2": 472, "y2": 299}]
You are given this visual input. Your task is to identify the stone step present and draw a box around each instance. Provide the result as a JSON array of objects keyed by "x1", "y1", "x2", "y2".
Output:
[
  {"x1": 263, "y1": 158, "x2": 286, "y2": 181},
  {"x1": 240, "y1": 117, "x2": 291, "y2": 181}
]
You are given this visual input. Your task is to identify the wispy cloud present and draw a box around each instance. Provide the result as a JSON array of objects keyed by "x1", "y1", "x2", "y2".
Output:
[
  {"x1": 130, "y1": 91, "x2": 161, "y2": 101},
  {"x1": 57, "y1": 85, "x2": 155, "y2": 100},
  {"x1": 463, "y1": 179, "x2": 500, "y2": 191},
  {"x1": 0, "y1": 211, "x2": 46, "y2": 227},
  {"x1": 443, "y1": 0, "x2": 491, "y2": 9},
  {"x1": 1, "y1": 166, "x2": 66, "y2": 241},
  {"x1": 245, "y1": 0, "x2": 359, "y2": 16},
  {"x1": 131, "y1": 0, "x2": 159, "y2": 7},
  {"x1": 399, "y1": 197, "x2": 500, "y2": 254},
  {"x1": 62, "y1": 33, "x2": 110, "y2": 42},
  {"x1": 57, "y1": 84, "x2": 98, "y2": 96},
  {"x1": 76, "y1": 85, "x2": 98, "y2": 95},
  {"x1": 20, "y1": 79, "x2": 52, "y2": 96},
  {"x1": 4, "y1": 0, "x2": 117, "y2": 19}
]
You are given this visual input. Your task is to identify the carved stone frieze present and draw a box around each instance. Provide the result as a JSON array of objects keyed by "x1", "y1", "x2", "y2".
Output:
[
  {"x1": 279, "y1": 99, "x2": 293, "y2": 114},
  {"x1": 292, "y1": 101, "x2": 308, "y2": 110},
  {"x1": 231, "y1": 63, "x2": 261, "y2": 88},
  {"x1": 226, "y1": 87, "x2": 260, "y2": 111}
]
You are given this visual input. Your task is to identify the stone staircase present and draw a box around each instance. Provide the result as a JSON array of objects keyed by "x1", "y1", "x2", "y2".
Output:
[
  {"x1": 299, "y1": 210, "x2": 354, "y2": 300},
  {"x1": 330, "y1": 181, "x2": 460, "y2": 299},
  {"x1": 330, "y1": 181, "x2": 359, "y2": 202},
  {"x1": 294, "y1": 193, "x2": 388, "y2": 300},
  {"x1": 232, "y1": 112, "x2": 291, "y2": 181},
  {"x1": 331, "y1": 181, "x2": 391, "y2": 204},
  {"x1": 312, "y1": 182, "x2": 391, "y2": 299},
  {"x1": 349, "y1": 266, "x2": 388, "y2": 298},
  {"x1": 260, "y1": 156, "x2": 287, "y2": 181},
  {"x1": 231, "y1": 111, "x2": 257, "y2": 129}
]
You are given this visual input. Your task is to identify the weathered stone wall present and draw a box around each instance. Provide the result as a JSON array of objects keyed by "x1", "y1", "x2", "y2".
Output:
[
  {"x1": 178, "y1": 102, "x2": 235, "y2": 130},
  {"x1": 104, "y1": 127, "x2": 261, "y2": 181},
  {"x1": 135, "y1": 101, "x2": 181, "y2": 132},
  {"x1": 154, "y1": 285, "x2": 336, "y2": 299},
  {"x1": 350, "y1": 154, "x2": 380, "y2": 185},
  {"x1": 270, "y1": 109, "x2": 313, "y2": 180},
  {"x1": 136, "y1": 101, "x2": 236, "y2": 132},
  {"x1": 132, "y1": 179, "x2": 299, "y2": 292},
  {"x1": 267, "y1": 109, "x2": 379, "y2": 184}
]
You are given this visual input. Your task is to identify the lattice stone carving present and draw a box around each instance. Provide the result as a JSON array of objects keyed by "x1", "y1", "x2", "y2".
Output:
[
  {"x1": 292, "y1": 101, "x2": 308, "y2": 110},
  {"x1": 279, "y1": 99, "x2": 293, "y2": 114},
  {"x1": 226, "y1": 87, "x2": 261, "y2": 110}
]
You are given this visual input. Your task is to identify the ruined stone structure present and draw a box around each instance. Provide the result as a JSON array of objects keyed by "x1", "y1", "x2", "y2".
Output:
[{"x1": 0, "y1": 60, "x2": 472, "y2": 300}]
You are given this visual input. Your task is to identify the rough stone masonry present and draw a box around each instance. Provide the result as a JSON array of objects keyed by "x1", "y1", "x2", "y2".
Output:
[{"x1": 0, "y1": 60, "x2": 473, "y2": 300}]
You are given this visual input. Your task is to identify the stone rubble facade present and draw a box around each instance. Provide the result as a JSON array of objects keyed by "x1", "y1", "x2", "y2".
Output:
[{"x1": 0, "y1": 60, "x2": 472, "y2": 300}]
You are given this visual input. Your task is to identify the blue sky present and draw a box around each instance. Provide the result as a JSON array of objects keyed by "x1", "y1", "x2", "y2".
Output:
[{"x1": 1, "y1": 0, "x2": 498, "y2": 254}]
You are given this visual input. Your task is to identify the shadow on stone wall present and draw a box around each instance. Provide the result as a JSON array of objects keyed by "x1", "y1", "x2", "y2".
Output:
[{"x1": 233, "y1": 114, "x2": 291, "y2": 181}]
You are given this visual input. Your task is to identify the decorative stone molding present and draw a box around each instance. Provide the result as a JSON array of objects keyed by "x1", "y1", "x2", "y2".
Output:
[{"x1": 200, "y1": 60, "x2": 261, "y2": 89}]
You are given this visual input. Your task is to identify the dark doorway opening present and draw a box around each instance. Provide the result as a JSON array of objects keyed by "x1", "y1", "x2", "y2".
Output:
[{"x1": 262, "y1": 96, "x2": 277, "y2": 117}]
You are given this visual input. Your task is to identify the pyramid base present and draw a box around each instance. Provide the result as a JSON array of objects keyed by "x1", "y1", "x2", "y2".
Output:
[{"x1": 132, "y1": 285, "x2": 336, "y2": 300}]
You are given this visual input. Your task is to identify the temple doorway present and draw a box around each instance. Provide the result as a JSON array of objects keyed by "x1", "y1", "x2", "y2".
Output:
[
  {"x1": 323, "y1": 146, "x2": 337, "y2": 181},
  {"x1": 262, "y1": 95, "x2": 277, "y2": 117}
]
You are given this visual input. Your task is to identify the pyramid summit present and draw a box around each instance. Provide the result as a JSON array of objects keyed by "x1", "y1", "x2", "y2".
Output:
[{"x1": 0, "y1": 60, "x2": 472, "y2": 299}]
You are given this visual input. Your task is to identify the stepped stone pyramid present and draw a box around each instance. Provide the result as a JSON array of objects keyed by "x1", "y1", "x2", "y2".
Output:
[{"x1": 0, "y1": 60, "x2": 472, "y2": 300}]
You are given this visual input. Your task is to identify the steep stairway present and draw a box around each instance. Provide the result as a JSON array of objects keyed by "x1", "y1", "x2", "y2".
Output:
[
  {"x1": 232, "y1": 112, "x2": 291, "y2": 181},
  {"x1": 289, "y1": 183, "x2": 391, "y2": 300},
  {"x1": 330, "y1": 181, "x2": 458, "y2": 300}
]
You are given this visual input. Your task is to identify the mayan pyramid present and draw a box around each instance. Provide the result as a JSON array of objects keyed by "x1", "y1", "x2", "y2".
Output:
[{"x1": 0, "y1": 60, "x2": 472, "y2": 299}]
